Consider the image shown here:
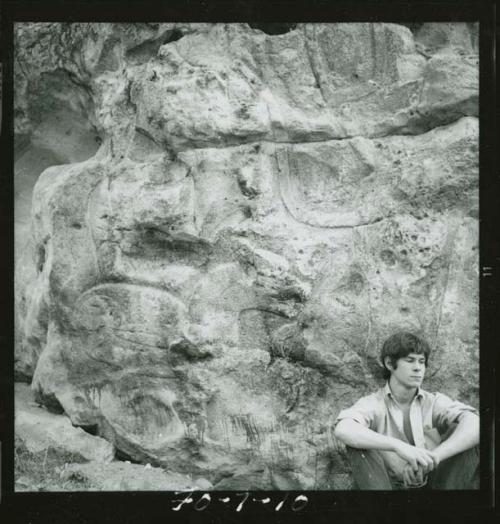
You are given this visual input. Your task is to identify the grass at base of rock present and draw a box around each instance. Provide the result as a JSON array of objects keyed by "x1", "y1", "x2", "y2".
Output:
[{"x1": 15, "y1": 436, "x2": 93, "y2": 491}]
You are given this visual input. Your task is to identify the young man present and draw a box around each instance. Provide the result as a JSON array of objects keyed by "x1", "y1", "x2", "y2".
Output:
[{"x1": 333, "y1": 332, "x2": 479, "y2": 490}]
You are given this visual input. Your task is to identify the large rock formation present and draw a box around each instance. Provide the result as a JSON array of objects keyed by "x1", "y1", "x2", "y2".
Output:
[
  {"x1": 15, "y1": 383, "x2": 114, "y2": 463},
  {"x1": 14, "y1": 22, "x2": 479, "y2": 489}
]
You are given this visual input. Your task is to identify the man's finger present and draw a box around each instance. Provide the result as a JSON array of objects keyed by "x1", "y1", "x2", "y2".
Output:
[
  {"x1": 404, "y1": 467, "x2": 414, "y2": 486},
  {"x1": 429, "y1": 452, "x2": 439, "y2": 467},
  {"x1": 420, "y1": 452, "x2": 433, "y2": 469},
  {"x1": 405, "y1": 472, "x2": 413, "y2": 486},
  {"x1": 416, "y1": 456, "x2": 428, "y2": 469}
]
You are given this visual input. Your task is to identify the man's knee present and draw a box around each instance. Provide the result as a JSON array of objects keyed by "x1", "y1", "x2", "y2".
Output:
[
  {"x1": 444, "y1": 445, "x2": 479, "y2": 468},
  {"x1": 430, "y1": 445, "x2": 479, "y2": 490},
  {"x1": 345, "y1": 446, "x2": 373, "y2": 466},
  {"x1": 345, "y1": 447, "x2": 394, "y2": 490},
  {"x1": 345, "y1": 446, "x2": 363, "y2": 457},
  {"x1": 346, "y1": 446, "x2": 384, "y2": 463}
]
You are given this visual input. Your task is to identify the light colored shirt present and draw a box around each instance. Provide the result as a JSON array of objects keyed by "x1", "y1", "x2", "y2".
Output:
[{"x1": 334, "y1": 383, "x2": 478, "y2": 484}]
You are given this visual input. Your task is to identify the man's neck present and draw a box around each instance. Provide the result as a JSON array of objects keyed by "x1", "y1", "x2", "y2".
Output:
[{"x1": 388, "y1": 377, "x2": 418, "y2": 405}]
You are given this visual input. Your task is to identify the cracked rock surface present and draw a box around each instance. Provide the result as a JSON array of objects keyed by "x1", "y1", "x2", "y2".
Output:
[{"x1": 15, "y1": 22, "x2": 478, "y2": 490}]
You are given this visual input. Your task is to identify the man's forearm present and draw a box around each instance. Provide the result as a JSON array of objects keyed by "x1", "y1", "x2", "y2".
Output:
[
  {"x1": 335, "y1": 419, "x2": 438, "y2": 472},
  {"x1": 433, "y1": 412, "x2": 479, "y2": 462},
  {"x1": 334, "y1": 419, "x2": 399, "y2": 452}
]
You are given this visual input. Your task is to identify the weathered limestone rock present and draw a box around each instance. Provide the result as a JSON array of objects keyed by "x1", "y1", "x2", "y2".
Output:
[
  {"x1": 15, "y1": 22, "x2": 479, "y2": 489},
  {"x1": 15, "y1": 383, "x2": 114, "y2": 463}
]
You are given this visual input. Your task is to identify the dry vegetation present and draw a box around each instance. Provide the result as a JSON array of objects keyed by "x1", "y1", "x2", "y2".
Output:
[{"x1": 15, "y1": 436, "x2": 93, "y2": 491}]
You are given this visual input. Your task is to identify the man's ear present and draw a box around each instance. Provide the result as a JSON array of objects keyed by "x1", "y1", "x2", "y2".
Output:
[{"x1": 384, "y1": 356, "x2": 395, "y2": 372}]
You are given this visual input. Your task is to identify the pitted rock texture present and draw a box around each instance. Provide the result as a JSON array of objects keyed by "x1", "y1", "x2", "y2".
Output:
[{"x1": 15, "y1": 22, "x2": 479, "y2": 489}]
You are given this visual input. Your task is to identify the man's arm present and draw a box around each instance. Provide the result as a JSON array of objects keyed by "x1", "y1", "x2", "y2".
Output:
[
  {"x1": 334, "y1": 419, "x2": 437, "y2": 472},
  {"x1": 430, "y1": 412, "x2": 479, "y2": 464},
  {"x1": 334, "y1": 419, "x2": 399, "y2": 451}
]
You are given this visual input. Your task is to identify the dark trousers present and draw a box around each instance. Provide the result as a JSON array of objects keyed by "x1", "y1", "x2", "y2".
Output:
[{"x1": 346, "y1": 446, "x2": 479, "y2": 490}]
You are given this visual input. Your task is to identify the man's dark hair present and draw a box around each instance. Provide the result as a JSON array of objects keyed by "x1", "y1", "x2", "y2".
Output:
[{"x1": 380, "y1": 332, "x2": 431, "y2": 380}]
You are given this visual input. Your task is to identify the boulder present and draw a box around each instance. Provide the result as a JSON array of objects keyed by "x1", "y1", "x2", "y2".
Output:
[
  {"x1": 14, "y1": 22, "x2": 479, "y2": 489},
  {"x1": 15, "y1": 383, "x2": 114, "y2": 463}
]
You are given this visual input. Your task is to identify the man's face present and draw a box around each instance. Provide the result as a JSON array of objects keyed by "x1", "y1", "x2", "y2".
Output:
[{"x1": 387, "y1": 352, "x2": 426, "y2": 389}]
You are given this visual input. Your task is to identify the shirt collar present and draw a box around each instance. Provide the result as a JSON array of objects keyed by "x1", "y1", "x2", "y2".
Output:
[{"x1": 384, "y1": 381, "x2": 423, "y2": 400}]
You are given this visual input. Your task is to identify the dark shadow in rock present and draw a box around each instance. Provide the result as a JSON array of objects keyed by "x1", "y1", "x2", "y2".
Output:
[
  {"x1": 123, "y1": 224, "x2": 212, "y2": 265},
  {"x1": 114, "y1": 447, "x2": 143, "y2": 464},
  {"x1": 400, "y1": 23, "x2": 425, "y2": 34},
  {"x1": 269, "y1": 285, "x2": 307, "y2": 303},
  {"x1": 248, "y1": 23, "x2": 298, "y2": 35},
  {"x1": 163, "y1": 28, "x2": 184, "y2": 45},
  {"x1": 126, "y1": 28, "x2": 184, "y2": 63},
  {"x1": 405, "y1": 102, "x2": 478, "y2": 136},
  {"x1": 236, "y1": 172, "x2": 259, "y2": 198},
  {"x1": 14, "y1": 368, "x2": 33, "y2": 383},
  {"x1": 170, "y1": 338, "x2": 213, "y2": 362},
  {"x1": 77, "y1": 423, "x2": 99, "y2": 437},
  {"x1": 27, "y1": 70, "x2": 98, "y2": 165},
  {"x1": 344, "y1": 271, "x2": 366, "y2": 296},
  {"x1": 94, "y1": 37, "x2": 121, "y2": 74},
  {"x1": 380, "y1": 249, "x2": 397, "y2": 267},
  {"x1": 270, "y1": 322, "x2": 306, "y2": 363},
  {"x1": 98, "y1": 417, "x2": 162, "y2": 467},
  {"x1": 33, "y1": 389, "x2": 65, "y2": 415},
  {"x1": 36, "y1": 243, "x2": 46, "y2": 273}
]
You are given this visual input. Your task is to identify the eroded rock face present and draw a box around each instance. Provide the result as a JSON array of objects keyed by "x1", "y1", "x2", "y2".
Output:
[
  {"x1": 15, "y1": 384, "x2": 114, "y2": 463},
  {"x1": 15, "y1": 22, "x2": 479, "y2": 489}
]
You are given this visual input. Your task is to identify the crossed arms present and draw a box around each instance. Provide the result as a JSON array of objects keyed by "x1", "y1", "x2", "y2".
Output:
[{"x1": 334, "y1": 412, "x2": 479, "y2": 475}]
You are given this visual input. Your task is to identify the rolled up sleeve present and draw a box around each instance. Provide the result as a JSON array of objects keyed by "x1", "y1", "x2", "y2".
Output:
[
  {"x1": 334, "y1": 395, "x2": 378, "y2": 430},
  {"x1": 432, "y1": 392, "x2": 478, "y2": 433}
]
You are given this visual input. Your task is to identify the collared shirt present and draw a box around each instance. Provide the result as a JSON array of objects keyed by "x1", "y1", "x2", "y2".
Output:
[{"x1": 334, "y1": 383, "x2": 478, "y2": 484}]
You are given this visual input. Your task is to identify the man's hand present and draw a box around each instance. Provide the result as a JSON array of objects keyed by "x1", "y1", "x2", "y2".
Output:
[
  {"x1": 427, "y1": 449, "x2": 442, "y2": 468},
  {"x1": 393, "y1": 441, "x2": 438, "y2": 472},
  {"x1": 402, "y1": 463, "x2": 427, "y2": 487}
]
